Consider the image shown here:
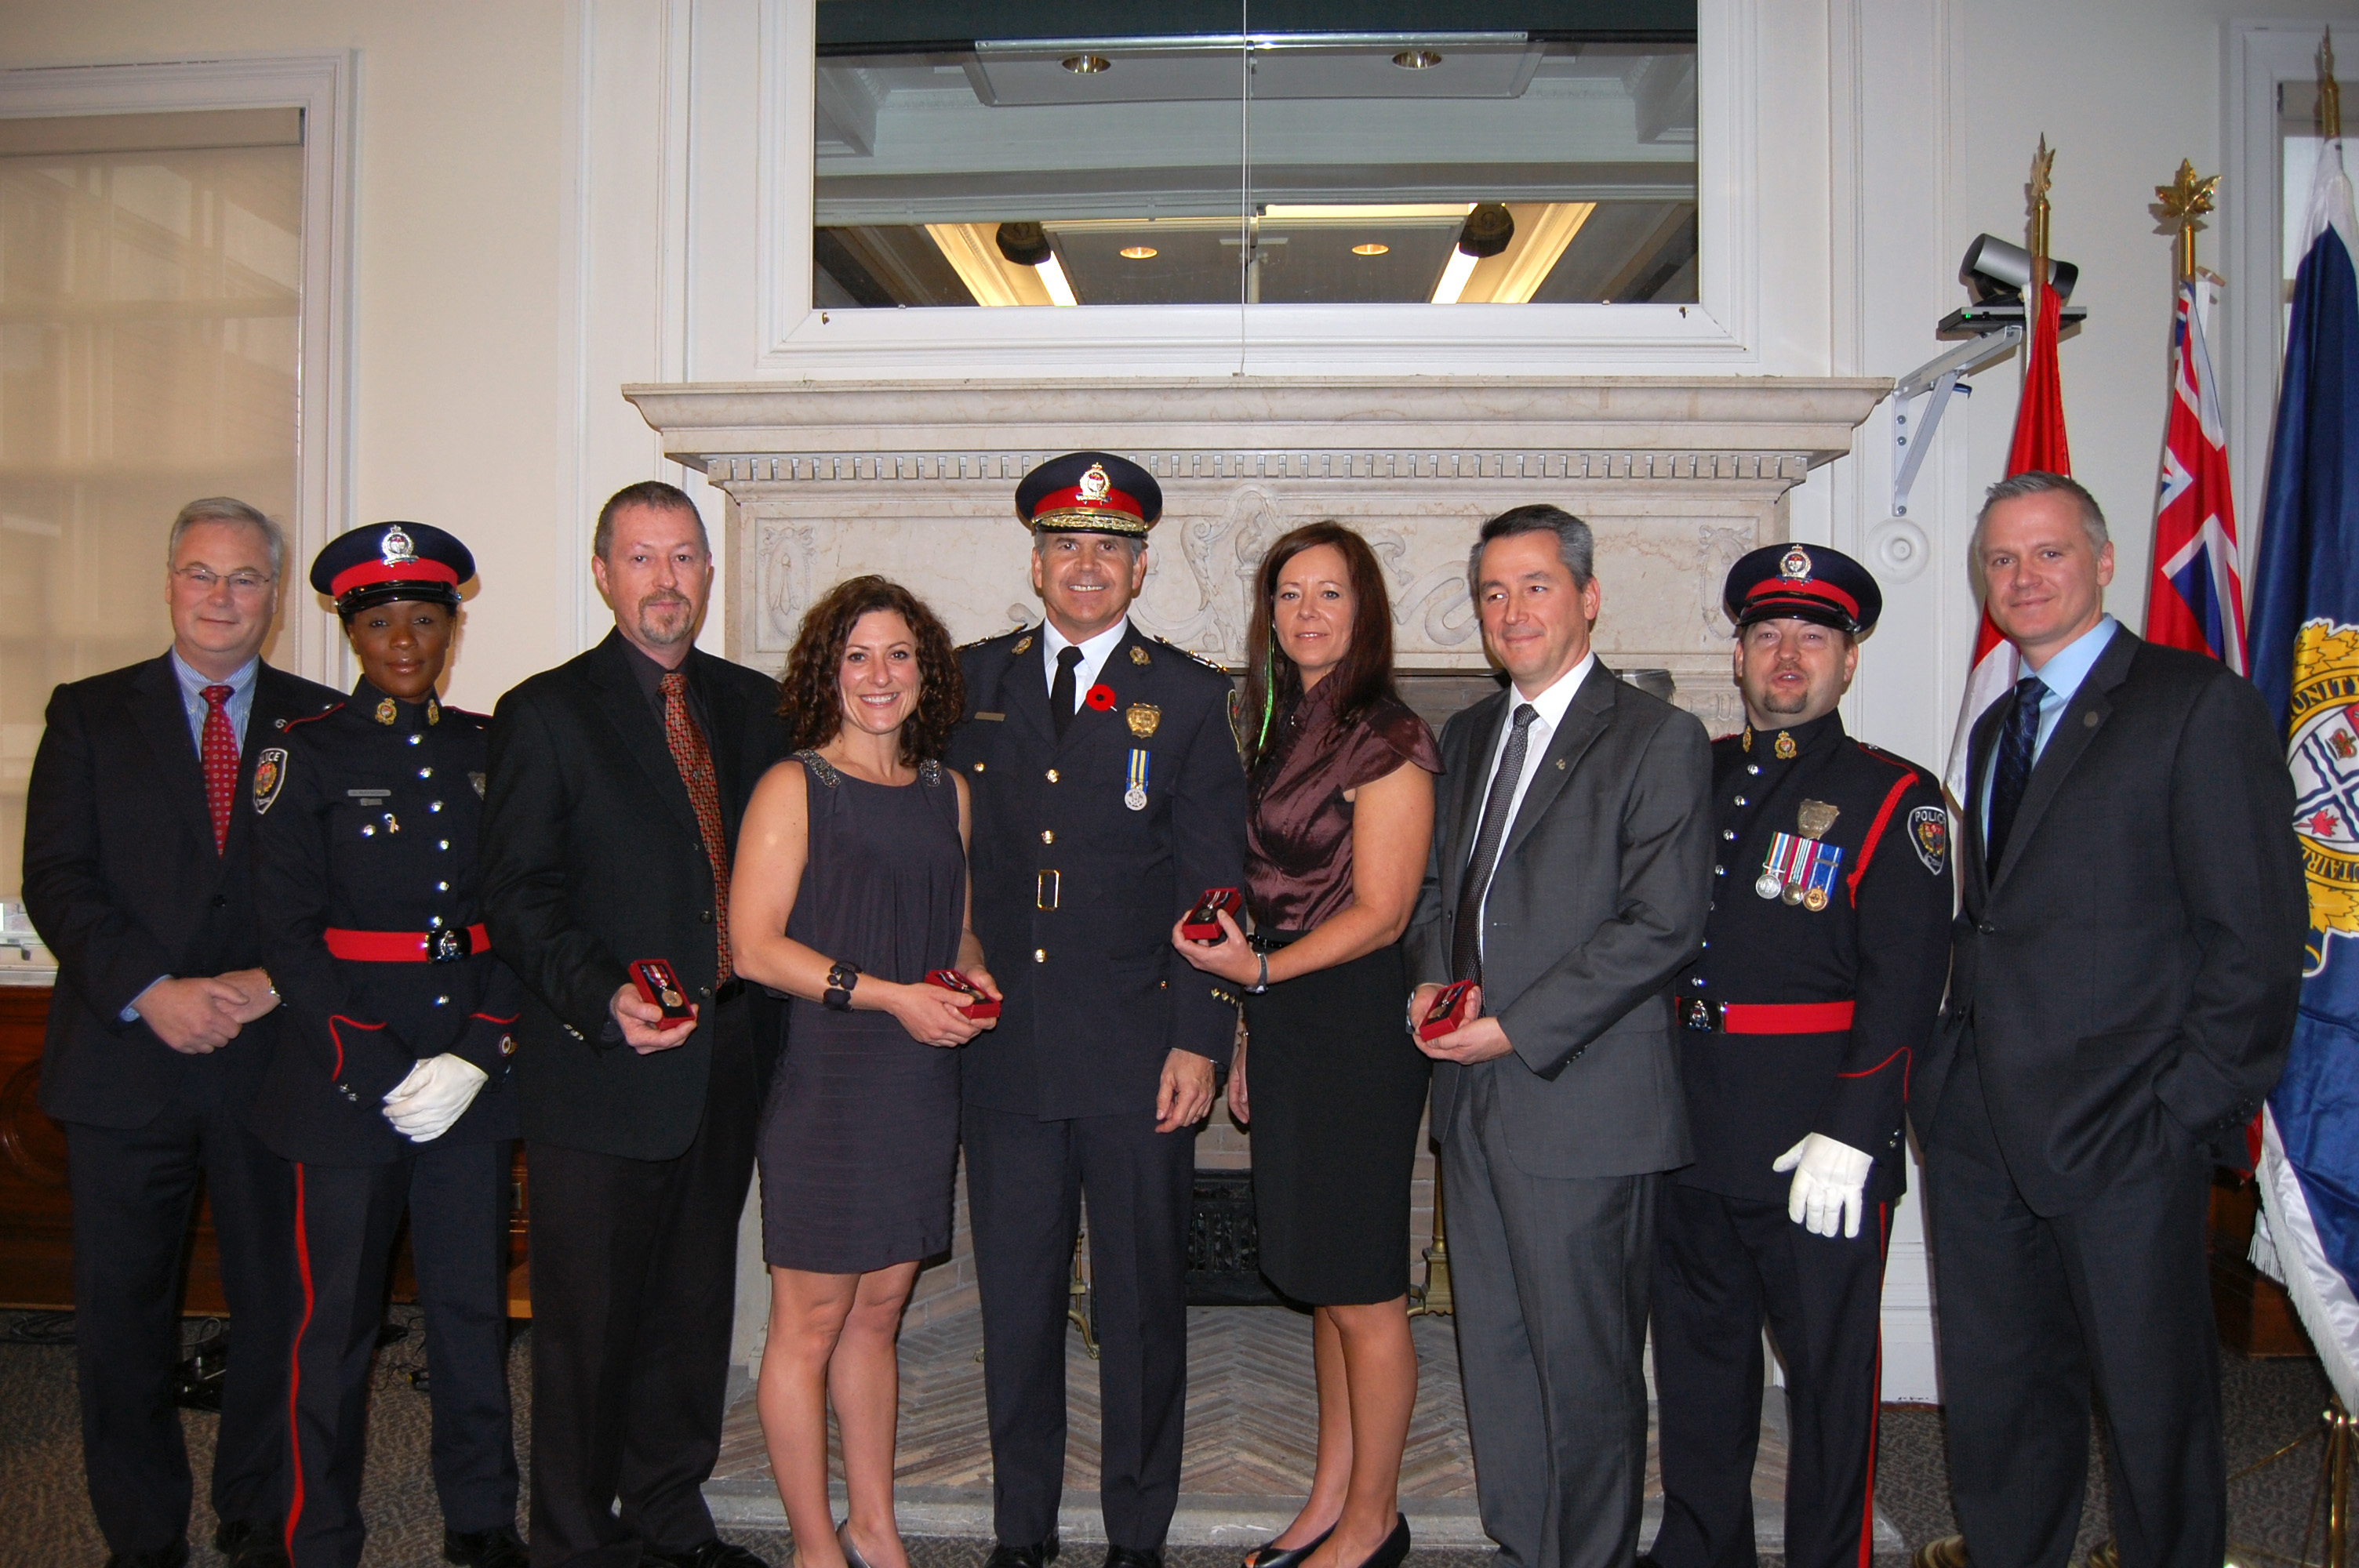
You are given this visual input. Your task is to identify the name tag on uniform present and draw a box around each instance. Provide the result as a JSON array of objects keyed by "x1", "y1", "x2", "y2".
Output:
[{"x1": 973, "y1": 712, "x2": 1005, "y2": 721}]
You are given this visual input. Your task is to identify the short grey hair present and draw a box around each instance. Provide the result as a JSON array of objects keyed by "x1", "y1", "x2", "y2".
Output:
[
  {"x1": 594, "y1": 479, "x2": 709, "y2": 561},
  {"x1": 1971, "y1": 471, "x2": 2109, "y2": 573},
  {"x1": 1033, "y1": 530, "x2": 1146, "y2": 564},
  {"x1": 167, "y1": 497, "x2": 285, "y2": 582},
  {"x1": 1467, "y1": 504, "x2": 1594, "y2": 600}
]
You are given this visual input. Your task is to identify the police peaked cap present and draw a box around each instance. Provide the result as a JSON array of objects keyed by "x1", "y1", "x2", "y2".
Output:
[
  {"x1": 1015, "y1": 452, "x2": 1161, "y2": 536},
  {"x1": 311, "y1": 522, "x2": 477, "y2": 617},
  {"x1": 1721, "y1": 543, "x2": 1882, "y2": 637}
]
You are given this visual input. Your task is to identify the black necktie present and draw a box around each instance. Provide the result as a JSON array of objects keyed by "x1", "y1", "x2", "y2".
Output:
[
  {"x1": 1452, "y1": 702, "x2": 1539, "y2": 984},
  {"x1": 1985, "y1": 674, "x2": 2046, "y2": 869},
  {"x1": 1051, "y1": 645, "x2": 1084, "y2": 739}
]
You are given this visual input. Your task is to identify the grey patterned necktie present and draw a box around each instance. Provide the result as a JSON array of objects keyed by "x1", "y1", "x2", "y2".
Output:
[{"x1": 1452, "y1": 702, "x2": 1539, "y2": 984}]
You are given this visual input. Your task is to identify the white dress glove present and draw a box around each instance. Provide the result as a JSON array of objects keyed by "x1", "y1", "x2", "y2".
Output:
[
  {"x1": 1772, "y1": 1132, "x2": 1875, "y2": 1239},
  {"x1": 382, "y1": 1054, "x2": 489, "y2": 1142}
]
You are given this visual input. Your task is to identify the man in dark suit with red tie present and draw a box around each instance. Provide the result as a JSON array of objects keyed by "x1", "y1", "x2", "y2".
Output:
[
  {"x1": 1919, "y1": 472, "x2": 2306, "y2": 1568},
  {"x1": 24, "y1": 497, "x2": 342, "y2": 1568},
  {"x1": 481, "y1": 481, "x2": 791, "y2": 1568}
]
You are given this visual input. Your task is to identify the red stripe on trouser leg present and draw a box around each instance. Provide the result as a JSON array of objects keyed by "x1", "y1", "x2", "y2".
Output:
[
  {"x1": 1858, "y1": 1201, "x2": 1888, "y2": 1568},
  {"x1": 285, "y1": 1163, "x2": 316, "y2": 1559}
]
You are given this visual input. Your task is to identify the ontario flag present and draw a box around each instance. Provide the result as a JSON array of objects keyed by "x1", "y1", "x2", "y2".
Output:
[
  {"x1": 1943, "y1": 278, "x2": 2072, "y2": 802},
  {"x1": 2146, "y1": 281, "x2": 2248, "y2": 672}
]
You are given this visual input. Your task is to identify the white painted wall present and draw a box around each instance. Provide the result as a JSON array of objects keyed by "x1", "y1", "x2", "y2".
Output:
[{"x1": 6, "y1": 0, "x2": 2350, "y2": 1402}]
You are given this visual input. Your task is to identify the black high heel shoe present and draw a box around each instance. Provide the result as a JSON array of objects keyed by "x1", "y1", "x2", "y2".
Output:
[
  {"x1": 1342, "y1": 1516, "x2": 1409, "y2": 1568},
  {"x1": 1240, "y1": 1524, "x2": 1332, "y2": 1568}
]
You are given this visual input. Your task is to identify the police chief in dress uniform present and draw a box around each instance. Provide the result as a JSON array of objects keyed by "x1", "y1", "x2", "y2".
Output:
[
  {"x1": 248, "y1": 524, "x2": 526, "y2": 1568},
  {"x1": 1648, "y1": 545, "x2": 1953, "y2": 1568},
  {"x1": 945, "y1": 453, "x2": 1248, "y2": 1568}
]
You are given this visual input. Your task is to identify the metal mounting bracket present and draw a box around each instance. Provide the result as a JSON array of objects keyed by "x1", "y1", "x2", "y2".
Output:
[{"x1": 1890, "y1": 325, "x2": 2023, "y2": 517}]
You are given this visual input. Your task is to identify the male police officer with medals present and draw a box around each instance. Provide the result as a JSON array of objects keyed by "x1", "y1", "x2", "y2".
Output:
[
  {"x1": 1647, "y1": 545, "x2": 1952, "y2": 1568},
  {"x1": 248, "y1": 523, "x2": 526, "y2": 1568},
  {"x1": 947, "y1": 453, "x2": 1247, "y2": 1568}
]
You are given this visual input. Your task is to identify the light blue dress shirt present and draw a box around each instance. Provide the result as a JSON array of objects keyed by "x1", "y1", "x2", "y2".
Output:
[
  {"x1": 168, "y1": 648, "x2": 260, "y2": 755},
  {"x1": 1979, "y1": 614, "x2": 2119, "y2": 839}
]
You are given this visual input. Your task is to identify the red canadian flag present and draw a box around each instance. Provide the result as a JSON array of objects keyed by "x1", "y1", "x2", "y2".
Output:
[{"x1": 1944, "y1": 281, "x2": 2072, "y2": 803}]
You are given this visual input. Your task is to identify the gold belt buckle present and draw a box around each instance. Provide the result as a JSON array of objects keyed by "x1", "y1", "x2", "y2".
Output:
[{"x1": 1037, "y1": 869, "x2": 1060, "y2": 910}]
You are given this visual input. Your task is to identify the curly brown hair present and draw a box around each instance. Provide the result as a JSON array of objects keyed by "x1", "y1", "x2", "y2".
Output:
[{"x1": 776, "y1": 575, "x2": 965, "y2": 764}]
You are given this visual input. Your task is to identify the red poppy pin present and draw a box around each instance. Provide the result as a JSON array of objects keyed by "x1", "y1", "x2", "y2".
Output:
[{"x1": 1085, "y1": 684, "x2": 1117, "y2": 711}]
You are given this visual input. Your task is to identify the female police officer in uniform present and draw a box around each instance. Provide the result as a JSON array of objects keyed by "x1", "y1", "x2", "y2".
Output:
[{"x1": 248, "y1": 523, "x2": 525, "y2": 1568}]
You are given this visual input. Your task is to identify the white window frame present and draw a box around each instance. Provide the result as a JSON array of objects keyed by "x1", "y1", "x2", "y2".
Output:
[
  {"x1": 0, "y1": 50, "x2": 358, "y2": 684},
  {"x1": 754, "y1": 0, "x2": 1754, "y2": 377},
  {"x1": 2224, "y1": 20, "x2": 2342, "y2": 561}
]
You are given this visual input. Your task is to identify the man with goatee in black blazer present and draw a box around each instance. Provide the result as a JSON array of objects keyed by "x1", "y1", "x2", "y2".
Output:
[
  {"x1": 25, "y1": 497, "x2": 341, "y2": 1568},
  {"x1": 481, "y1": 480, "x2": 791, "y2": 1568}
]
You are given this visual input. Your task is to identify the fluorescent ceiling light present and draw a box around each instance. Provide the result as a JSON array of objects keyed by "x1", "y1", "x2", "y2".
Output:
[
  {"x1": 1430, "y1": 246, "x2": 1480, "y2": 304},
  {"x1": 1263, "y1": 203, "x2": 1473, "y2": 223},
  {"x1": 1038, "y1": 252, "x2": 1079, "y2": 307}
]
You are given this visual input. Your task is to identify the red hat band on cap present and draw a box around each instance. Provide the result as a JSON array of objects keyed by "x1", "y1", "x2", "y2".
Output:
[
  {"x1": 329, "y1": 557, "x2": 463, "y2": 601},
  {"x1": 1743, "y1": 575, "x2": 1860, "y2": 619},
  {"x1": 1030, "y1": 483, "x2": 1143, "y2": 524}
]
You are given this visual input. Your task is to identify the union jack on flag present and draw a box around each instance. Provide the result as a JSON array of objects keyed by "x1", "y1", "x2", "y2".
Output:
[{"x1": 2145, "y1": 279, "x2": 2248, "y2": 672}]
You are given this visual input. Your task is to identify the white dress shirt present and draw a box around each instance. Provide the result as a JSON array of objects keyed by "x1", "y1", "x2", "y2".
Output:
[
  {"x1": 1470, "y1": 650, "x2": 1597, "y2": 956},
  {"x1": 1041, "y1": 615, "x2": 1132, "y2": 714}
]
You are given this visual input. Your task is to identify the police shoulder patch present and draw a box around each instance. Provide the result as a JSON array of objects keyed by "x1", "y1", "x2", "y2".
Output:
[
  {"x1": 1908, "y1": 804, "x2": 1948, "y2": 875},
  {"x1": 252, "y1": 748, "x2": 290, "y2": 815}
]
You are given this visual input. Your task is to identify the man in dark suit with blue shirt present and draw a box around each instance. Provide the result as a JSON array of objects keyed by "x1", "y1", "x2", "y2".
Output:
[
  {"x1": 946, "y1": 453, "x2": 1247, "y2": 1568},
  {"x1": 1919, "y1": 472, "x2": 2306, "y2": 1568},
  {"x1": 24, "y1": 497, "x2": 342, "y2": 1568}
]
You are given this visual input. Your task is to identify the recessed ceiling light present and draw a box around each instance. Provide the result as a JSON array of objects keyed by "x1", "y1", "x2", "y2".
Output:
[
  {"x1": 1063, "y1": 54, "x2": 1111, "y2": 74},
  {"x1": 1352, "y1": 243, "x2": 1390, "y2": 256},
  {"x1": 1392, "y1": 49, "x2": 1442, "y2": 69},
  {"x1": 1120, "y1": 245, "x2": 1158, "y2": 260}
]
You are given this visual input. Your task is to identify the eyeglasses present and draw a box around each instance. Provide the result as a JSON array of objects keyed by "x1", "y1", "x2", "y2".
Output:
[{"x1": 172, "y1": 566, "x2": 275, "y2": 597}]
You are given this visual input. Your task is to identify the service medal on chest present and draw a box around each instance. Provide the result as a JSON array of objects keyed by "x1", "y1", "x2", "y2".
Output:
[{"x1": 1125, "y1": 747, "x2": 1150, "y2": 811}]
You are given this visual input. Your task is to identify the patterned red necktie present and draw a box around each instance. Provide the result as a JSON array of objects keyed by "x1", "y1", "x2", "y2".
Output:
[
  {"x1": 200, "y1": 684, "x2": 237, "y2": 855},
  {"x1": 660, "y1": 670, "x2": 732, "y2": 982}
]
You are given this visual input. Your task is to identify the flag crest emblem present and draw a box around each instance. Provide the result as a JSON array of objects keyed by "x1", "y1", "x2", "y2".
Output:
[{"x1": 2284, "y1": 620, "x2": 2359, "y2": 969}]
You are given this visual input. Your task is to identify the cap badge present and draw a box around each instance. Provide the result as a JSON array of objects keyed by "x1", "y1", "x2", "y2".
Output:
[
  {"x1": 1078, "y1": 463, "x2": 1111, "y2": 504},
  {"x1": 380, "y1": 526, "x2": 418, "y2": 567},
  {"x1": 1126, "y1": 702, "x2": 1161, "y2": 739},
  {"x1": 1779, "y1": 545, "x2": 1812, "y2": 581}
]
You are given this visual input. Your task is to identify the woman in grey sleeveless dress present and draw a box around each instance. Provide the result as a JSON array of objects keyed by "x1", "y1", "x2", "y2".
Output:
[{"x1": 730, "y1": 576, "x2": 1000, "y2": 1568}]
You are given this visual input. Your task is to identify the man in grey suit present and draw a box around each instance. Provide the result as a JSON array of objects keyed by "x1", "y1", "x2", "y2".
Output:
[{"x1": 1406, "y1": 505, "x2": 1714, "y2": 1568}]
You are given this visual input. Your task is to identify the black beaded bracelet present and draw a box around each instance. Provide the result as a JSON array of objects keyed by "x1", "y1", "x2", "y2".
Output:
[{"x1": 823, "y1": 959, "x2": 861, "y2": 1011}]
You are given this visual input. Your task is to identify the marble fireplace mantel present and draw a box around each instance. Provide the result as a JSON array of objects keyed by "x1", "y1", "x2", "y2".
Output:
[{"x1": 622, "y1": 376, "x2": 1891, "y2": 735}]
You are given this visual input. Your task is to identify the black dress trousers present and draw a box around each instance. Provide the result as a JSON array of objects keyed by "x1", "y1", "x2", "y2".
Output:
[
  {"x1": 525, "y1": 989, "x2": 761, "y2": 1568},
  {"x1": 1927, "y1": 1047, "x2": 2224, "y2": 1568},
  {"x1": 961, "y1": 1101, "x2": 1197, "y2": 1552},
  {"x1": 65, "y1": 1066, "x2": 296, "y2": 1558},
  {"x1": 1649, "y1": 1185, "x2": 1888, "y2": 1568}
]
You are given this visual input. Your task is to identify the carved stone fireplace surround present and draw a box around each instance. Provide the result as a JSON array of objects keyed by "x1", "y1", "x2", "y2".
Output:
[{"x1": 623, "y1": 376, "x2": 1892, "y2": 739}]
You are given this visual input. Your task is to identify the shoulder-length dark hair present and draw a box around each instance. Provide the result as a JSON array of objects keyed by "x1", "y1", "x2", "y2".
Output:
[
  {"x1": 777, "y1": 575, "x2": 965, "y2": 764},
  {"x1": 1241, "y1": 521, "x2": 1401, "y2": 770}
]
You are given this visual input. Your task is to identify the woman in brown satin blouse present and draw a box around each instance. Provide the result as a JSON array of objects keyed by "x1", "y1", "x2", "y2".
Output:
[{"x1": 1172, "y1": 521, "x2": 1441, "y2": 1568}]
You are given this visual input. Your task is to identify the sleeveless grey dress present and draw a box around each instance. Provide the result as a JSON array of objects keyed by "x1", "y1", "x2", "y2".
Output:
[{"x1": 758, "y1": 751, "x2": 966, "y2": 1273}]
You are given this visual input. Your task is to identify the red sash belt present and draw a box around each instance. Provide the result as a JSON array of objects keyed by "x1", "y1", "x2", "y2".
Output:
[
  {"x1": 1718, "y1": 1000, "x2": 1855, "y2": 1034},
  {"x1": 323, "y1": 924, "x2": 489, "y2": 963}
]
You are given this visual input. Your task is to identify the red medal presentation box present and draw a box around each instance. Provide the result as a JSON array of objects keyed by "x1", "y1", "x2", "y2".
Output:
[
  {"x1": 629, "y1": 959, "x2": 696, "y2": 1029},
  {"x1": 926, "y1": 969, "x2": 1001, "y2": 1020},
  {"x1": 1418, "y1": 979, "x2": 1476, "y2": 1042},
  {"x1": 1182, "y1": 887, "x2": 1242, "y2": 942}
]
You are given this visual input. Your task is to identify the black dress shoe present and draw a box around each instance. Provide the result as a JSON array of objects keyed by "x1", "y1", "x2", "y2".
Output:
[
  {"x1": 213, "y1": 1519, "x2": 289, "y2": 1568},
  {"x1": 104, "y1": 1545, "x2": 188, "y2": 1568},
  {"x1": 444, "y1": 1525, "x2": 529, "y2": 1567},
  {"x1": 984, "y1": 1534, "x2": 1063, "y2": 1568},
  {"x1": 647, "y1": 1542, "x2": 772, "y2": 1568},
  {"x1": 1339, "y1": 1516, "x2": 1409, "y2": 1568},
  {"x1": 1104, "y1": 1548, "x2": 1164, "y2": 1568},
  {"x1": 1242, "y1": 1525, "x2": 1333, "y2": 1568}
]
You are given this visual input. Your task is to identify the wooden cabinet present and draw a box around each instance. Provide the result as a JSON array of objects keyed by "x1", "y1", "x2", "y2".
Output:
[{"x1": 0, "y1": 987, "x2": 530, "y2": 1317}]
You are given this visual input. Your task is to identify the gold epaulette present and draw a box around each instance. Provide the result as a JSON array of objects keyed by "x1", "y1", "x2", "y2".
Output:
[{"x1": 1153, "y1": 636, "x2": 1236, "y2": 676}]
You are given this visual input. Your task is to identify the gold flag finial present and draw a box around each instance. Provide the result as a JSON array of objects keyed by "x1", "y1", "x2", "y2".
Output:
[
  {"x1": 2321, "y1": 27, "x2": 2342, "y2": 142},
  {"x1": 2154, "y1": 159, "x2": 2220, "y2": 281},
  {"x1": 2028, "y1": 136, "x2": 2056, "y2": 302}
]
